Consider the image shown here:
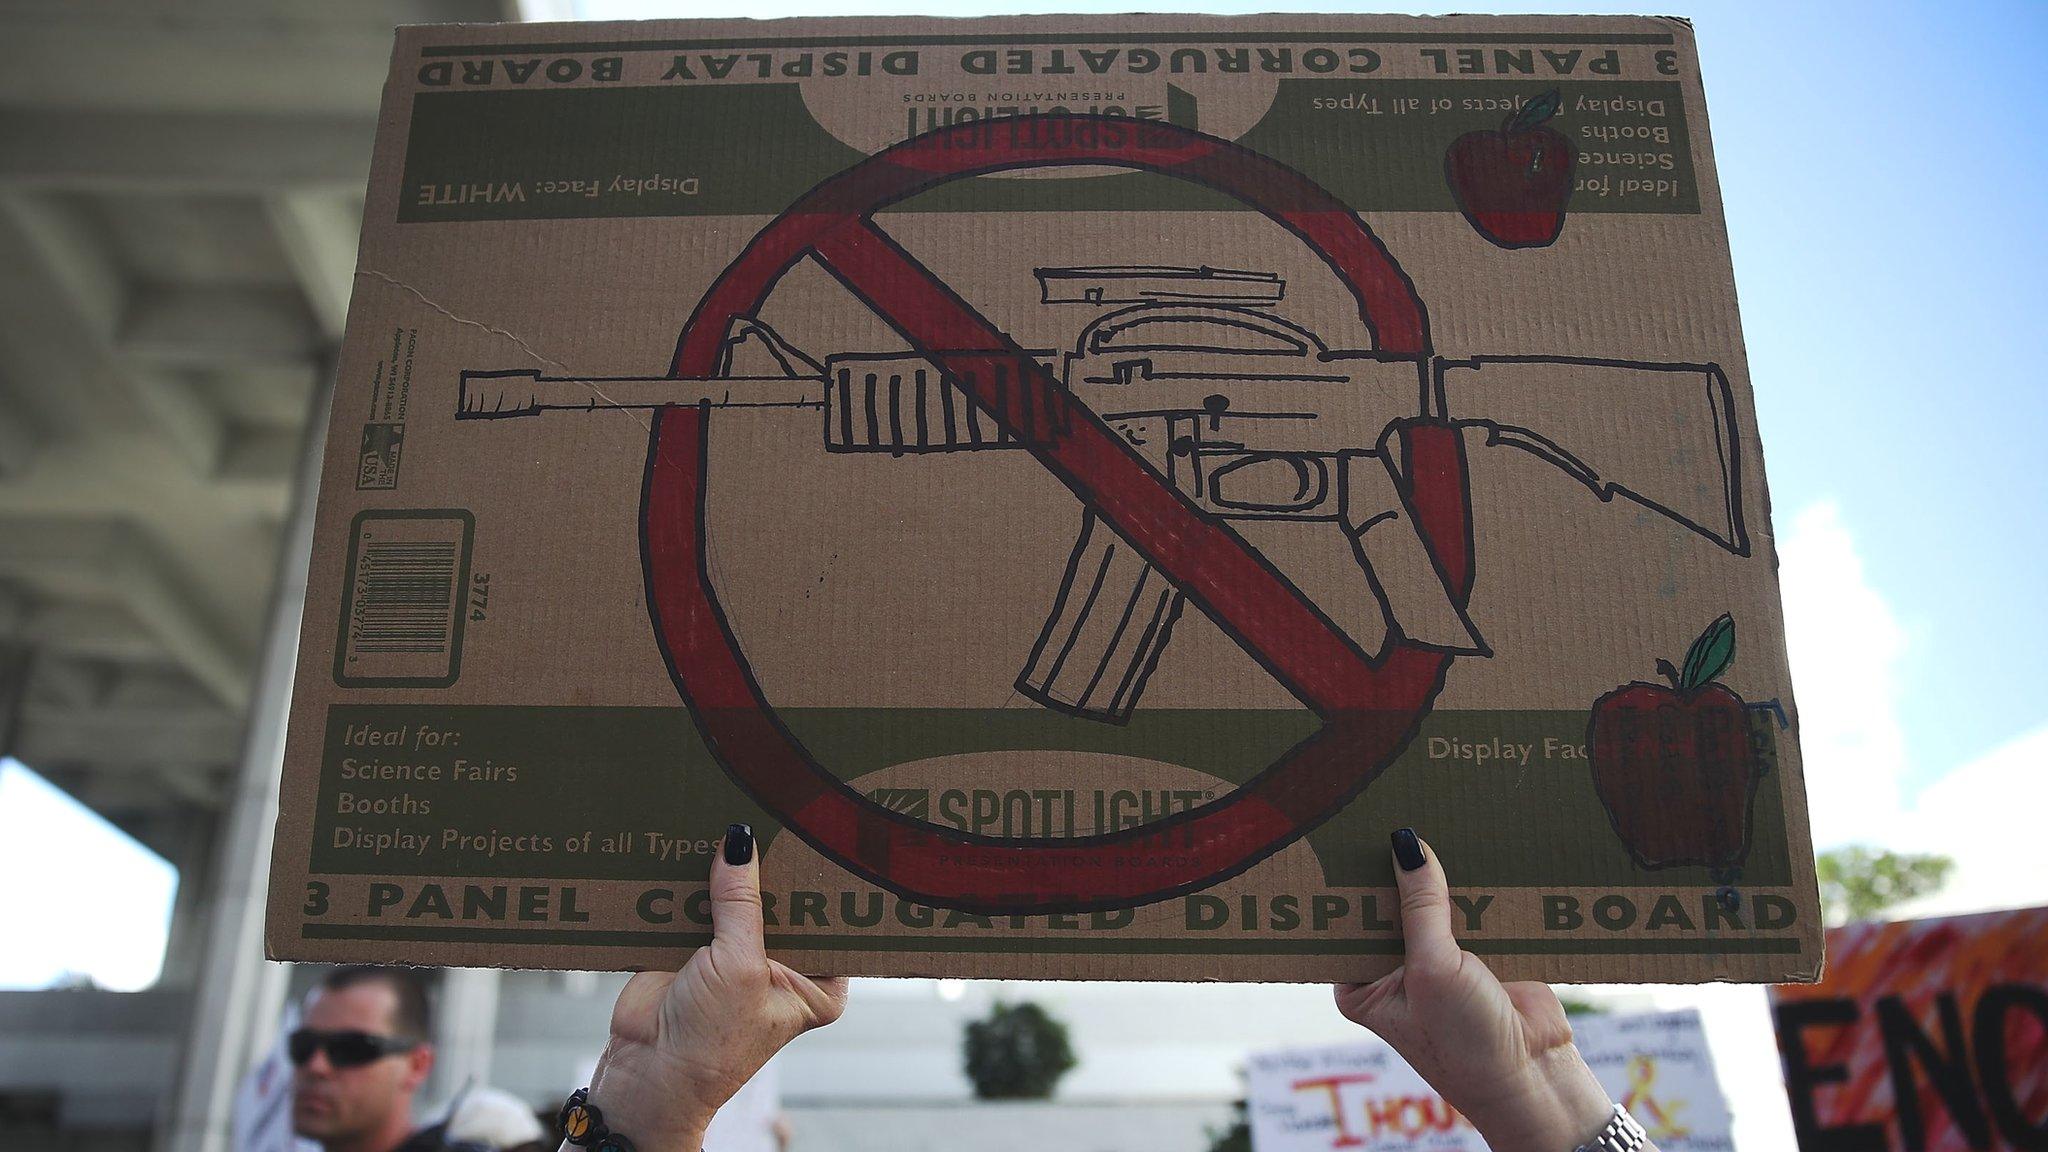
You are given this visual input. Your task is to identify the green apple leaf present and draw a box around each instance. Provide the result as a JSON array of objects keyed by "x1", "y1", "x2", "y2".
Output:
[
  {"x1": 1505, "y1": 89, "x2": 1563, "y2": 135},
  {"x1": 1679, "y1": 614, "x2": 1737, "y2": 690}
]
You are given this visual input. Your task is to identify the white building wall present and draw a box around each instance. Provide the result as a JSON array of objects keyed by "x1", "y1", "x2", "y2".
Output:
[
  {"x1": 2, "y1": 967, "x2": 1423, "y2": 1150},
  {"x1": 781, "y1": 1102, "x2": 1238, "y2": 1152}
]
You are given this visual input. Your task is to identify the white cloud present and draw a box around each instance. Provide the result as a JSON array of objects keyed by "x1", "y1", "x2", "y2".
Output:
[
  {"x1": 1777, "y1": 499, "x2": 2048, "y2": 917},
  {"x1": 1777, "y1": 500, "x2": 1911, "y2": 851},
  {"x1": 1889, "y1": 722, "x2": 2048, "y2": 917}
]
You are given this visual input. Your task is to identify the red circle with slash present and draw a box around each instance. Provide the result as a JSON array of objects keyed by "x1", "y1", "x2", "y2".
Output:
[{"x1": 641, "y1": 115, "x2": 1473, "y2": 914}]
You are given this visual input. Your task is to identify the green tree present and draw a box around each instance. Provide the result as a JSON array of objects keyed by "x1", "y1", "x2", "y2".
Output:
[
  {"x1": 1205, "y1": 1070, "x2": 1253, "y2": 1152},
  {"x1": 963, "y1": 1001, "x2": 1077, "y2": 1099},
  {"x1": 1816, "y1": 845, "x2": 1954, "y2": 925},
  {"x1": 1556, "y1": 993, "x2": 1607, "y2": 1017},
  {"x1": 1204, "y1": 1096, "x2": 1252, "y2": 1152}
]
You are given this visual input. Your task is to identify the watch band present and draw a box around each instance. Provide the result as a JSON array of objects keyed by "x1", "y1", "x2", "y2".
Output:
[{"x1": 1575, "y1": 1103, "x2": 1648, "y2": 1152}]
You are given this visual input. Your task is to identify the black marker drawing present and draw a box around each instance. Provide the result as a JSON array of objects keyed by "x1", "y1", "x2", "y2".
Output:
[
  {"x1": 458, "y1": 309, "x2": 1749, "y2": 721},
  {"x1": 445, "y1": 115, "x2": 1761, "y2": 913},
  {"x1": 1035, "y1": 265, "x2": 1283, "y2": 306}
]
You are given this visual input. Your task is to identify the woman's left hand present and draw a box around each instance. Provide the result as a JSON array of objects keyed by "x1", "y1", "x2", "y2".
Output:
[{"x1": 1335, "y1": 830, "x2": 1618, "y2": 1152}]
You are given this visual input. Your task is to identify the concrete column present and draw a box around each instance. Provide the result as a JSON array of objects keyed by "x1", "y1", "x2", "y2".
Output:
[
  {"x1": 154, "y1": 807, "x2": 220, "y2": 990},
  {"x1": 0, "y1": 635, "x2": 29, "y2": 752},
  {"x1": 429, "y1": 968, "x2": 503, "y2": 1104},
  {"x1": 155, "y1": 368, "x2": 332, "y2": 1152}
]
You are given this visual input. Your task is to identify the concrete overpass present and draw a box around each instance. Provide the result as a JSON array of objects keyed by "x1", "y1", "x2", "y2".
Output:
[{"x1": 0, "y1": 1, "x2": 535, "y2": 1146}]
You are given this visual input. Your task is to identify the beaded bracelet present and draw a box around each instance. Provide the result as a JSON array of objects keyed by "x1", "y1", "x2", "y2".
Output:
[{"x1": 558, "y1": 1088, "x2": 637, "y2": 1152}]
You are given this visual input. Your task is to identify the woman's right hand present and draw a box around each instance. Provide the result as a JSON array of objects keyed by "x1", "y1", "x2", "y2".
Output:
[
  {"x1": 577, "y1": 823, "x2": 848, "y2": 1152},
  {"x1": 1335, "y1": 829, "x2": 1637, "y2": 1152}
]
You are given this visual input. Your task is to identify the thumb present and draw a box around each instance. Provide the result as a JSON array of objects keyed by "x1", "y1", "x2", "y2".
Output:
[
  {"x1": 1390, "y1": 828, "x2": 1461, "y2": 979},
  {"x1": 709, "y1": 822, "x2": 766, "y2": 960}
]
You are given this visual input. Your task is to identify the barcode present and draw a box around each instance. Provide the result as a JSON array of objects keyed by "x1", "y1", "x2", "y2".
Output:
[
  {"x1": 335, "y1": 510, "x2": 473, "y2": 687},
  {"x1": 353, "y1": 541, "x2": 457, "y2": 653}
]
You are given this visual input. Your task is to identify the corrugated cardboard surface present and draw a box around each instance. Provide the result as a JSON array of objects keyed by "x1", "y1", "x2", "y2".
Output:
[{"x1": 267, "y1": 14, "x2": 1822, "y2": 983}]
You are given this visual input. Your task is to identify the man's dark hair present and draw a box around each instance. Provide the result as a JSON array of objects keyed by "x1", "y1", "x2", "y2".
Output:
[{"x1": 322, "y1": 965, "x2": 433, "y2": 1042}]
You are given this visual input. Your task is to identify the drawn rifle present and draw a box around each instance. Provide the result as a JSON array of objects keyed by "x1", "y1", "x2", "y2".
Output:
[{"x1": 457, "y1": 324, "x2": 1747, "y2": 724}]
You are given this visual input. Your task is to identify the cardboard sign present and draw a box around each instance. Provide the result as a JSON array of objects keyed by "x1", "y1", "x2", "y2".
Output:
[
  {"x1": 1771, "y1": 907, "x2": 2048, "y2": 1150},
  {"x1": 1246, "y1": 1009, "x2": 1731, "y2": 1151},
  {"x1": 265, "y1": 14, "x2": 1820, "y2": 982}
]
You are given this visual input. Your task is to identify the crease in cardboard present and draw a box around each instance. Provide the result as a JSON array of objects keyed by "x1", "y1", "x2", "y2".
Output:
[
  {"x1": 355, "y1": 266, "x2": 655, "y2": 438},
  {"x1": 358, "y1": 268, "x2": 569, "y2": 373}
]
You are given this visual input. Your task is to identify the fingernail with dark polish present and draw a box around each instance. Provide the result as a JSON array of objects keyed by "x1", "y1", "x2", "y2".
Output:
[
  {"x1": 724, "y1": 822, "x2": 755, "y2": 866},
  {"x1": 1391, "y1": 827, "x2": 1425, "y2": 872}
]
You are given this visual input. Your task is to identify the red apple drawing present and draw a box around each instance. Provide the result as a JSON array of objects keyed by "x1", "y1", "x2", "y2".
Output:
[
  {"x1": 1443, "y1": 88, "x2": 1576, "y2": 249},
  {"x1": 1586, "y1": 614, "x2": 1766, "y2": 875}
]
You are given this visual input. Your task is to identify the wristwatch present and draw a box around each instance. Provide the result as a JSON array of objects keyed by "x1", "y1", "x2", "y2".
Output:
[{"x1": 1575, "y1": 1103, "x2": 1648, "y2": 1152}]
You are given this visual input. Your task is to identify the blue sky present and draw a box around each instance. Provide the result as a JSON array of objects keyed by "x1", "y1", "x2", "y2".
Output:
[{"x1": 1696, "y1": 0, "x2": 2048, "y2": 786}]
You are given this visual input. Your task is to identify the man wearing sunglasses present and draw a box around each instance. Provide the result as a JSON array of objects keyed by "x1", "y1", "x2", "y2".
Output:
[{"x1": 291, "y1": 966, "x2": 481, "y2": 1152}]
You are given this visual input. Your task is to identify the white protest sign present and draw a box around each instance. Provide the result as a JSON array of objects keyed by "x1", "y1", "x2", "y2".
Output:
[
  {"x1": 1246, "y1": 1038, "x2": 1481, "y2": 1152},
  {"x1": 1572, "y1": 1009, "x2": 1733, "y2": 1151},
  {"x1": 233, "y1": 1001, "x2": 321, "y2": 1152},
  {"x1": 704, "y1": 1057, "x2": 783, "y2": 1152},
  {"x1": 1247, "y1": 1009, "x2": 1733, "y2": 1152}
]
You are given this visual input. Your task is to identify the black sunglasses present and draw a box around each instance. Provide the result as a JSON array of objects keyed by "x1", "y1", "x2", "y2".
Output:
[{"x1": 288, "y1": 1028, "x2": 420, "y2": 1069}]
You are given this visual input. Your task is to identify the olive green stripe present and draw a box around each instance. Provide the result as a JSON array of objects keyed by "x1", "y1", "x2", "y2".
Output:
[
  {"x1": 311, "y1": 705, "x2": 1786, "y2": 886},
  {"x1": 419, "y1": 32, "x2": 1674, "y2": 57},
  {"x1": 302, "y1": 923, "x2": 1799, "y2": 955}
]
